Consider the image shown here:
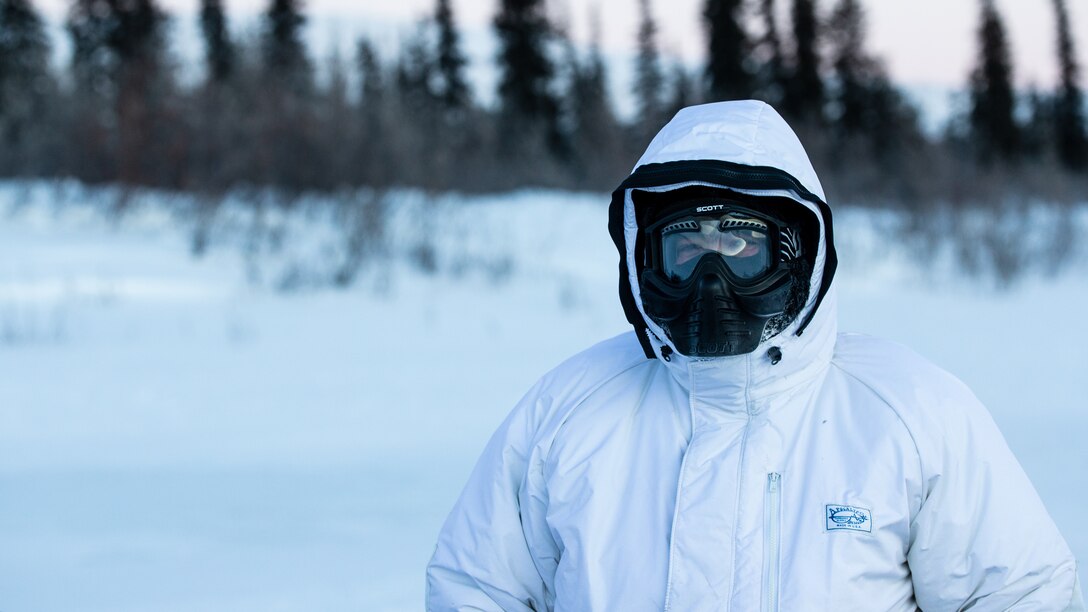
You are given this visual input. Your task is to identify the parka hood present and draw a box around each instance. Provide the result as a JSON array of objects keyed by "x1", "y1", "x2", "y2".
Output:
[
  {"x1": 608, "y1": 100, "x2": 838, "y2": 395},
  {"x1": 634, "y1": 100, "x2": 827, "y2": 199}
]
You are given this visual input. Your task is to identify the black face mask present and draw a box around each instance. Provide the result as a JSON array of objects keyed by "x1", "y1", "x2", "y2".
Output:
[{"x1": 638, "y1": 196, "x2": 813, "y2": 358}]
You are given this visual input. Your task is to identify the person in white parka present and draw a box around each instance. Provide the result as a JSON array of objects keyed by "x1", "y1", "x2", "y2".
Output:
[{"x1": 425, "y1": 101, "x2": 1084, "y2": 611}]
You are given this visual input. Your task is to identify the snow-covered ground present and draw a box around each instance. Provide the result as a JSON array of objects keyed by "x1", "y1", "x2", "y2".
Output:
[{"x1": 1, "y1": 182, "x2": 1086, "y2": 611}]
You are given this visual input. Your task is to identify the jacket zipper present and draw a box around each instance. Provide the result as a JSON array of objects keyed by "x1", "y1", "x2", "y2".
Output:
[{"x1": 762, "y1": 472, "x2": 782, "y2": 612}]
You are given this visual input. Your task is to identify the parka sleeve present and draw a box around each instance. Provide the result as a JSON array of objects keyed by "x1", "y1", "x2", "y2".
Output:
[
  {"x1": 906, "y1": 385, "x2": 1083, "y2": 611},
  {"x1": 425, "y1": 381, "x2": 550, "y2": 612}
]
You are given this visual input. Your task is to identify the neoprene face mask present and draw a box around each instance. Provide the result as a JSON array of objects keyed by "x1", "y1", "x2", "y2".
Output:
[{"x1": 639, "y1": 196, "x2": 812, "y2": 358}]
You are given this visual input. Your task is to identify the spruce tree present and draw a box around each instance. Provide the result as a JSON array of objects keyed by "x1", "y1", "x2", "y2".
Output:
[
  {"x1": 355, "y1": 37, "x2": 390, "y2": 187},
  {"x1": 68, "y1": 0, "x2": 116, "y2": 181},
  {"x1": 194, "y1": 0, "x2": 239, "y2": 192},
  {"x1": 1050, "y1": 0, "x2": 1087, "y2": 170},
  {"x1": 781, "y1": 0, "x2": 824, "y2": 122},
  {"x1": 0, "y1": 0, "x2": 50, "y2": 113},
  {"x1": 199, "y1": 0, "x2": 234, "y2": 83},
  {"x1": 826, "y1": 0, "x2": 867, "y2": 133},
  {"x1": 1022, "y1": 86, "x2": 1053, "y2": 158},
  {"x1": 262, "y1": 0, "x2": 311, "y2": 94},
  {"x1": 358, "y1": 39, "x2": 384, "y2": 106},
  {"x1": 395, "y1": 27, "x2": 436, "y2": 105},
  {"x1": 115, "y1": 0, "x2": 174, "y2": 187},
  {"x1": 394, "y1": 24, "x2": 439, "y2": 134},
  {"x1": 567, "y1": 12, "x2": 623, "y2": 187},
  {"x1": 633, "y1": 0, "x2": 665, "y2": 140},
  {"x1": 68, "y1": 0, "x2": 166, "y2": 93},
  {"x1": 666, "y1": 62, "x2": 698, "y2": 118},
  {"x1": 494, "y1": 0, "x2": 556, "y2": 119},
  {"x1": 826, "y1": 0, "x2": 908, "y2": 144},
  {"x1": 0, "y1": 0, "x2": 53, "y2": 175},
  {"x1": 703, "y1": 0, "x2": 752, "y2": 101},
  {"x1": 256, "y1": 0, "x2": 316, "y2": 190},
  {"x1": 752, "y1": 0, "x2": 785, "y2": 106},
  {"x1": 434, "y1": 0, "x2": 470, "y2": 110},
  {"x1": 968, "y1": 0, "x2": 1019, "y2": 162},
  {"x1": 394, "y1": 24, "x2": 448, "y2": 187},
  {"x1": 68, "y1": 0, "x2": 173, "y2": 185},
  {"x1": 68, "y1": 0, "x2": 110, "y2": 99},
  {"x1": 318, "y1": 47, "x2": 352, "y2": 189},
  {"x1": 493, "y1": 0, "x2": 561, "y2": 154},
  {"x1": 114, "y1": 0, "x2": 166, "y2": 68}
]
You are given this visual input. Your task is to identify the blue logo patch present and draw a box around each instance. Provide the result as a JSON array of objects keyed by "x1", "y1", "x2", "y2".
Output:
[{"x1": 825, "y1": 504, "x2": 872, "y2": 532}]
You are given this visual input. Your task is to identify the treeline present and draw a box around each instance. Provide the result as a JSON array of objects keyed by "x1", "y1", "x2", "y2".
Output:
[{"x1": 0, "y1": 0, "x2": 1085, "y2": 203}]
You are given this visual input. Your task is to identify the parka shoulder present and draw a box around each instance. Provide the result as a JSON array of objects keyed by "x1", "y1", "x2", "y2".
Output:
[
  {"x1": 830, "y1": 332, "x2": 996, "y2": 471},
  {"x1": 831, "y1": 332, "x2": 976, "y2": 405},
  {"x1": 534, "y1": 331, "x2": 653, "y2": 408},
  {"x1": 504, "y1": 332, "x2": 654, "y2": 447}
]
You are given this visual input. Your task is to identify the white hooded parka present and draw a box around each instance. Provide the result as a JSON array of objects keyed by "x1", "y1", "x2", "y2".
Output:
[{"x1": 426, "y1": 101, "x2": 1083, "y2": 611}]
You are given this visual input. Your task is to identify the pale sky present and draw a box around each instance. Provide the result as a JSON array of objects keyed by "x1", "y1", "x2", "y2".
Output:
[{"x1": 35, "y1": 0, "x2": 1088, "y2": 90}]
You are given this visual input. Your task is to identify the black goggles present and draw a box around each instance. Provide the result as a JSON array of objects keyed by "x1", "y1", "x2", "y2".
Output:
[{"x1": 644, "y1": 204, "x2": 782, "y2": 283}]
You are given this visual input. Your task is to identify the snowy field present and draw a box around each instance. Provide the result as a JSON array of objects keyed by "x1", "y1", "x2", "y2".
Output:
[{"x1": 0, "y1": 182, "x2": 1086, "y2": 611}]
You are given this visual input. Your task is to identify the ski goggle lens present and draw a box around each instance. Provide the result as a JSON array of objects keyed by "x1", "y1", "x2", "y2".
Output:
[{"x1": 659, "y1": 214, "x2": 772, "y2": 280}]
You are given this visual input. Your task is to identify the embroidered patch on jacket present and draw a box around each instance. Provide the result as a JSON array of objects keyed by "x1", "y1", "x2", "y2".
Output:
[{"x1": 825, "y1": 504, "x2": 872, "y2": 532}]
